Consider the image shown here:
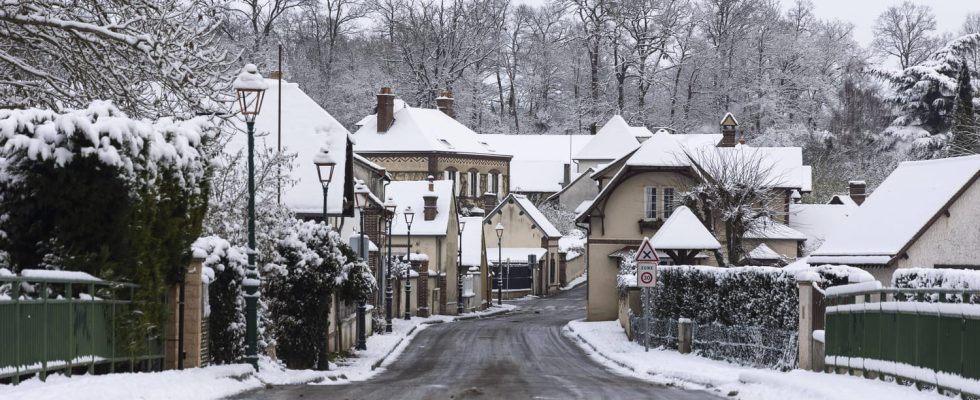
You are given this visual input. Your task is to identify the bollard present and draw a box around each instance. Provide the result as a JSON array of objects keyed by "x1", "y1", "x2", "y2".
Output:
[{"x1": 677, "y1": 318, "x2": 692, "y2": 354}]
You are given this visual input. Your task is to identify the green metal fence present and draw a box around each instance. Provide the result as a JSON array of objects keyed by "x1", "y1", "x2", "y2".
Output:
[
  {"x1": 0, "y1": 273, "x2": 164, "y2": 384},
  {"x1": 825, "y1": 287, "x2": 980, "y2": 396}
]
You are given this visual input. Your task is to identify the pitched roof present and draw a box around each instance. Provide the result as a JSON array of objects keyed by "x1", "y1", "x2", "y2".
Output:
[
  {"x1": 789, "y1": 203, "x2": 856, "y2": 253},
  {"x1": 353, "y1": 105, "x2": 504, "y2": 157},
  {"x1": 744, "y1": 219, "x2": 808, "y2": 241},
  {"x1": 810, "y1": 155, "x2": 980, "y2": 263},
  {"x1": 648, "y1": 206, "x2": 722, "y2": 250},
  {"x1": 746, "y1": 243, "x2": 782, "y2": 261},
  {"x1": 486, "y1": 193, "x2": 562, "y2": 238},
  {"x1": 720, "y1": 112, "x2": 739, "y2": 126},
  {"x1": 387, "y1": 180, "x2": 455, "y2": 236},
  {"x1": 544, "y1": 167, "x2": 595, "y2": 202},
  {"x1": 226, "y1": 79, "x2": 350, "y2": 214},
  {"x1": 574, "y1": 115, "x2": 641, "y2": 160},
  {"x1": 478, "y1": 134, "x2": 591, "y2": 193}
]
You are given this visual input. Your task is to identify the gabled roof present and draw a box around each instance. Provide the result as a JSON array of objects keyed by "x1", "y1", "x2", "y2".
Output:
[
  {"x1": 720, "y1": 112, "x2": 739, "y2": 126},
  {"x1": 478, "y1": 134, "x2": 591, "y2": 193},
  {"x1": 574, "y1": 115, "x2": 641, "y2": 161},
  {"x1": 744, "y1": 219, "x2": 807, "y2": 241},
  {"x1": 810, "y1": 155, "x2": 980, "y2": 264},
  {"x1": 828, "y1": 194, "x2": 858, "y2": 207},
  {"x1": 353, "y1": 104, "x2": 506, "y2": 158},
  {"x1": 486, "y1": 193, "x2": 562, "y2": 238},
  {"x1": 789, "y1": 203, "x2": 856, "y2": 253},
  {"x1": 388, "y1": 180, "x2": 455, "y2": 236},
  {"x1": 746, "y1": 243, "x2": 782, "y2": 261},
  {"x1": 226, "y1": 79, "x2": 350, "y2": 215},
  {"x1": 649, "y1": 206, "x2": 722, "y2": 250},
  {"x1": 544, "y1": 167, "x2": 595, "y2": 202}
]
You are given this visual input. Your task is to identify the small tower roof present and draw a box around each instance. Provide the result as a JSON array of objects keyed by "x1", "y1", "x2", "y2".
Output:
[{"x1": 720, "y1": 112, "x2": 739, "y2": 127}]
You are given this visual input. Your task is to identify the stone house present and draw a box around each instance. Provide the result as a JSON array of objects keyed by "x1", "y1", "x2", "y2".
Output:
[
  {"x1": 386, "y1": 178, "x2": 469, "y2": 315},
  {"x1": 809, "y1": 155, "x2": 980, "y2": 284},
  {"x1": 576, "y1": 116, "x2": 813, "y2": 321},
  {"x1": 353, "y1": 88, "x2": 512, "y2": 211},
  {"x1": 483, "y1": 194, "x2": 566, "y2": 296}
]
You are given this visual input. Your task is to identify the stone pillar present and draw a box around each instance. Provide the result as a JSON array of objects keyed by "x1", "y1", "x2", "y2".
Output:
[
  {"x1": 416, "y1": 259, "x2": 430, "y2": 318},
  {"x1": 165, "y1": 257, "x2": 206, "y2": 370},
  {"x1": 677, "y1": 318, "x2": 693, "y2": 354},
  {"x1": 437, "y1": 273, "x2": 448, "y2": 315},
  {"x1": 558, "y1": 252, "x2": 568, "y2": 287},
  {"x1": 798, "y1": 279, "x2": 816, "y2": 371}
]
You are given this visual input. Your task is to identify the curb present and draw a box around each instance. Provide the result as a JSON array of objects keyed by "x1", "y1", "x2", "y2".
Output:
[
  {"x1": 453, "y1": 307, "x2": 514, "y2": 321},
  {"x1": 564, "y1": 323, "x2": 637, "y2": 373}
]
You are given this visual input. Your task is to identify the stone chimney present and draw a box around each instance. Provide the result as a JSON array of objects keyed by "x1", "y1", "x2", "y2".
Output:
[
  {"x1": 482, "y1": 192, "x2": 498, "y2": 211},
  {"x1": 849, "y1": 180, "x2": 867, "y2": 206},
  {"x1": 423, "y1": 175, "x2": 438, "y2": 221},
  {"x1": 377, "y1": 87, "x2": 395, "y2": 133},
  {"x1": 436, "y1": 91, "x2": 455, "y2": 119},
  {"x1": 719, "y1": 112, "x2": 738, "y2": 147}
]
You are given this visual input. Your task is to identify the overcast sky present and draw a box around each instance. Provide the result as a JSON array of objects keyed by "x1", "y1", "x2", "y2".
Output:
[{"x1": 511, "y1": 0, "x2": 976, "y2": 48}]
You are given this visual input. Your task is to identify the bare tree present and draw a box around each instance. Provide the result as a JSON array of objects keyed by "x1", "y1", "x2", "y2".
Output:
[
  {"x1": 872, "y1": 1, "x2": 938, "y2": 69},
  {"x1": 681, "y1": 147, "x2": 781, "y2": 266}
]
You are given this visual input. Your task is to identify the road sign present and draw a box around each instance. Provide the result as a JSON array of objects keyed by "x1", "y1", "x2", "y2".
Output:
[
  {"x1": 637, "y1": 262, "x2": 657, "y2": 288},
  {"x1": 635, "y1": 237, "x2": 660, "y2": 263}
]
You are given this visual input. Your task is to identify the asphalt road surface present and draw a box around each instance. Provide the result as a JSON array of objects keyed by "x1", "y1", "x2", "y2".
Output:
[{"x1": 232, "y1": 285, "x2": 716, "y2": 400}]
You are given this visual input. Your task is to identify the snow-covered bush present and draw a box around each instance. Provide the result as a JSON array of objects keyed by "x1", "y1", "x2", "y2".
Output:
[
  {"x1": 893, "y1": 268, "x2": 980, "y2": 303},
  {"x1": 558, "y1": 229, "x2": 586, "y2": 261},
  {"x1": 0, "y1": 102, "x2": 213, "y2": 355},
  {"x1": 537, "y1": 201, "x2": 577, "y2": 234},
  {"x1": 193, "y1": 236, "x2": 248, "y2": 365},
  {"x1": 263, "y1": 219, "x2": 375, "y2": 369}
]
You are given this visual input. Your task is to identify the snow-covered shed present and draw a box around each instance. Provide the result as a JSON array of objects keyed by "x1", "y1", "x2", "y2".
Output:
[
  {"x1": 484, "y1": 193, "x2": 564, "y2": 294},
  {"x1": 226, "y1": 78, "x2": 353, "y2": 217},
  {"x1": 809, "y1": 155, "x2": 980, "y2": 284}
]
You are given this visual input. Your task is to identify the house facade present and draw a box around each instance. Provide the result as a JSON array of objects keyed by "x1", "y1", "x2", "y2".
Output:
[
  {"x1": 483, "y1": 194, "x2": 565, "y2": 296},
  {"x1": 353, "y1": 88, "x2": 512, "y2": 211},
  {"x1": 577, "y1": 116, "x2": 812, "y2": 320},
  {"x1": 810, "y1": 155, "x2": 980, "y2": 284}
]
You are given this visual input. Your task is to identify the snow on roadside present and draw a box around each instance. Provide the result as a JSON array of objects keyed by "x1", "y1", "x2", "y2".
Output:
[
  {"x1": 1, "y1": 303, "x2": 520, "y2": 399},
  {"x1": 0, "y1": 364, "x2": 261, "y2": 400},
  {"x1": 564, "y1": 319, "x2": 947, "y2": 400},
  {"x1": 560, "y1": 273, "x2": 587, "y2": 291}
]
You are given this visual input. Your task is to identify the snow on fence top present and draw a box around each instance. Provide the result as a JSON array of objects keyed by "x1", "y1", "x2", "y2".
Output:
[
  {"x1": 893, "y1": 267, "x2": 980, "y2": 290},
  {"x1": 18, "y1": 269, "x2": 103, "y2": 283}
]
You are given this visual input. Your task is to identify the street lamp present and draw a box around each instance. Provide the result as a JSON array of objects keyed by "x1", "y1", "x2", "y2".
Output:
[
  {"x1": 495, "y1": 223, "x2": 504, "y2": 306},
  {"x1": 403, "y1": 206, "x2": 415, "y2": 320},
  {"x1": 354, "y1": 182, "x2": 370, "y2": 350},
  {"x1": 456, "y1": 218, "x2": 466, "y2": 315},
  {"x1": 383, "y1": 197, "x2": 397, "y2": 332},
  {"x1": 233, "y1": 63, "x2": 267, "y2": 371},
  {"x1": 314, "y1": 144, "x2": 337, "y2": 222}
]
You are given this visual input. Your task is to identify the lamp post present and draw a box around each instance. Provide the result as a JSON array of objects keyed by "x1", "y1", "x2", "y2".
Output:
[
  {"x1": 314, "y1": 147, "x2": 337, "y2": 222},
  {"x1": 456, "y1": 218, "x2": 466, "y2": 315},
  {"x1": 383, "y1": 197, "x2": 397, "y2": 332},
  {"x1": 495, "y1": 223, "x2": 504, "y2": 306},
  {"x1": 354, "y1": 183, "x2": 370, "y2": 350},
  {"x1": 403, "y1": 206, "x2": 415, "y2": 320},
  {"x1": 233, "y1": 63, "x2": 267, "y2": 371}
]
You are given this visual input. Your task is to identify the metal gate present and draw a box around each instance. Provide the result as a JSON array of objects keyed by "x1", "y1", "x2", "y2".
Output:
[{"x1": 491, "y1": 262, "x2": 532, "y2": 290}]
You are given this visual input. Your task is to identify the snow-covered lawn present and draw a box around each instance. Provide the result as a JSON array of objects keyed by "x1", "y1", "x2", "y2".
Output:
[
  {"x1": 0, "y1": 304, "x2": 517, "y2": 400},
  {"x1": 564, "y1": 319, "x2": 947, "y2": 400}
]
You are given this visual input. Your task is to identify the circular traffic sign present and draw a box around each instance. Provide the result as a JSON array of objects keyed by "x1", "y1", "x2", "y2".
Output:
[{"x1": 640, "y1": 271, "x2": 654, "y2": 284}]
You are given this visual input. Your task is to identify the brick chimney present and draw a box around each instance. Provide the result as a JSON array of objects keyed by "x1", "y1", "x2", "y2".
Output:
[
  {"x1": 377, "y1": 87, "x2": 395, "y2": 133},
  {"x1": 423, "y1": 175, "x2": 438, "y2": 221},
  {"x1": 482, "y1": 192, "x2": 498, "y2": 211},
  {"x1": 849, "y1": 180, "x2": 867, "y2": 206},
  {"x1": 436, "y1": 91, "x2": 455, "y2": 119},
  {"x1": 719, "y1": 112, "x2": 738, "y2": 147},
  {"x1": 562, "y1": 163, "x2": 571, "y2": 187}
]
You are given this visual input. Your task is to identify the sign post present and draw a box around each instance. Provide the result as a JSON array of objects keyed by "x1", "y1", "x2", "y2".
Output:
[{"x1": 635, "y1": 238, "x2": 660, "y2": 352}]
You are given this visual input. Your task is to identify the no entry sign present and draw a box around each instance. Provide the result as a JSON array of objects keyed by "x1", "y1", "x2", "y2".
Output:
[{"x1": 637, "y1": 262, "x2": 657, "y2": 288}]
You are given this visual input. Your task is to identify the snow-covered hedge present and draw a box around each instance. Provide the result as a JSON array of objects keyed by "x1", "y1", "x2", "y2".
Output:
[
  {"x1": 893, "y1": 268, "x2": 980, "y2": 304},
  {"x1": 193, "y1": 236, "x2": 248, "y2": 365},
  {"x1": 263, "y1": 219, "x2": 375, "y2": 369}
]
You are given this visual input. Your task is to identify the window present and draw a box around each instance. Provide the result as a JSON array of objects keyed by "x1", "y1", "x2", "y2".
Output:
[
  {"x1": 663, "y1": 188, "x2": 675, "y2": 218},
  {"x1": 468, "y1": 170, "x2": 479, "y2": 197},
  {"x1": 444, "y1": 169, "x2": 459, "y2": 194},
  {"x1": 490, "y1": 173, "x2": 500, "y2": 195},
  {"x1": 644, "y1": 186, "x2": 657, "y2": 219}
]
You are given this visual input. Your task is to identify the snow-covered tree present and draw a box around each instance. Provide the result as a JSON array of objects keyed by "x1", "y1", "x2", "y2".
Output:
[
  {"x1": 871, "y1": 1, "x2": 938, "y2": 70},
  {"x1": 193, "y1": 236, "x2": 249, "y2": 364},
  {"x1": 0, "y1": 0, "x2": 236, "y2": 119},
  {"x1": 949, "y1": 62, "x2": 979, "y2": 156}
]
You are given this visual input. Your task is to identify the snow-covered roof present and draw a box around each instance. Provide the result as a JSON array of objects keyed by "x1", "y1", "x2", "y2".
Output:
[
  {"x1": 486, "y1": 193, "x2": 562, "y2": 238},
  {"x1": 353, "y1": 105, "x2": 504, "y2": 157},
  {"x1": 744, "y1": 219, "x2": 808, "y2": 241},
  {"x1": 720, "y1": 112, "x2": 739, "y2": 126},
  {"x1": 648, "y1": 206, "x2": 722, "y2": 250},
  {"x1": 789, "y1": 203, "x2": 856, "y2": 253},
  {"x1": 828, "y1": 194, "x2": 858, "y2": 207},
  {"x1": 544, "y1": 167, "x2": 596, "y2": 202},
  {"x1": 226, "y1": 79, "x2": 350, "y2": 214},
  {"x1": 574, "y1": 200, "x2": 594, "y2": 217},
  {"x1": 801, "y1": 166, "x2": 813, "y2": 192},
  {"x1": 459, "y1": 216, "x2": 484, "y2": 267},
  {"x1": 387, "y1": 180, "x2": 455, "y2": 236},
  {"x1": 574, "y1": 115, "x2": 642, "y2": 161},
  {"x1": 631, "y1": 126, "x2": 654, "y2": 138},
  {"x1": 479, "y1": 134, "x2": 591, "y2": 193},
  {"x1": 811, "y1": 155, "x2": 980, "y2": 263},
  {"x1": 487, "y1": 247, "x2": 548, "y2": 263},
  {"x1": 745, "y1": 243, "x2": 782, "y2": 261},
  {"x1": 624, "y1": 131, "x2": 724, "y2": 168}
]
